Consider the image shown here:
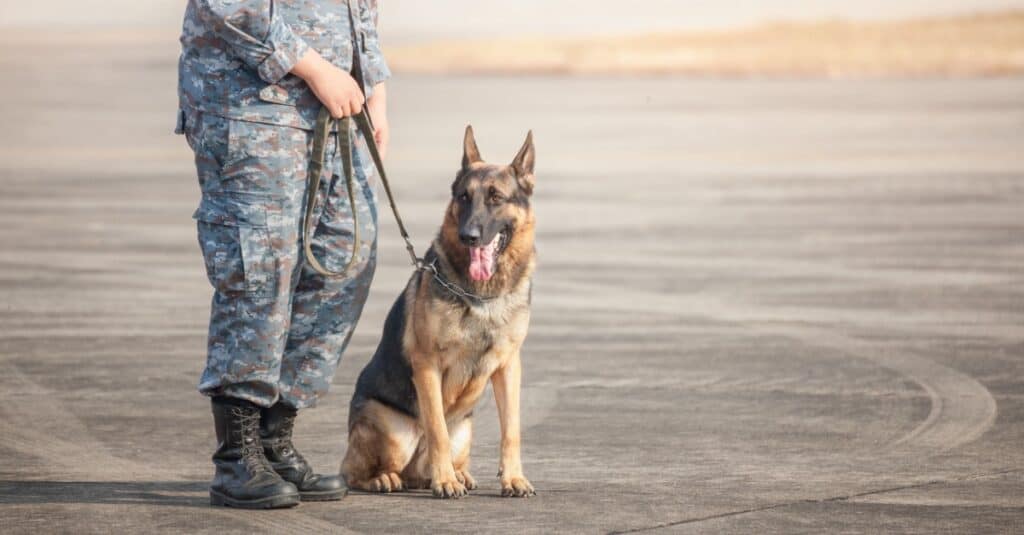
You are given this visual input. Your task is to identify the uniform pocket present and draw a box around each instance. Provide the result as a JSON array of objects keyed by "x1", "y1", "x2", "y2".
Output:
[
  {"x1": 257, "y1": 76, "x2": 321, "y2": 109},
  {"x1": 194, "y1": 193, "x2": 277, "y2": 297},
  {"x1": 181, "y1": 109, "x2": 203, "y2": 153},
  {"x1": 258, "y1": 84, "x2": 297, "y2": 106}
]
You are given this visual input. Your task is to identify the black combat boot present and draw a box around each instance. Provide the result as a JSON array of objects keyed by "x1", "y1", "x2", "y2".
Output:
[
  {"x1": 260, "y1": 402, "x2": 347, "y2": 501},
  {"x1": 209, "y1": 397, "x2": 301, "y2": 509}
]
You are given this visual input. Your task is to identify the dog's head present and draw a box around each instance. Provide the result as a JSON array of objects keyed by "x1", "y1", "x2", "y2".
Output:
[{"x1": 444, "y1": 125, "x2": 535, "y2": 282}]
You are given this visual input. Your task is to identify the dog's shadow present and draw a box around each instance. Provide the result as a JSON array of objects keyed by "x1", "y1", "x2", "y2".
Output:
[
  {"x1": 349, "y1": 489, "x2": 537, "y2": 500},
  {"x1": 2, "y1": 481, "x2": 540, "y2": 507},
  {"x1": 0, "y1": 480, "x2": 209, "y2": 508}
]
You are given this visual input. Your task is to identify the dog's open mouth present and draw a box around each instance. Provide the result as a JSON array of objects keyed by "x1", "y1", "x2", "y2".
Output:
[{"x1": 468, "y1": 230, "x2": 508, "y2": 282}]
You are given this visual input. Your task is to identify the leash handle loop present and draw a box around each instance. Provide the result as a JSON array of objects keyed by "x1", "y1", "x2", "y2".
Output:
[
  {"x1": 302, "y1": 0, "x2": 495, "y2": 305},
  {"x1": 303, "y1": 108, "x2": 362, "y2": 278},
  {"x1": 303, "y1": 106, "x2": 422, "y2": 278},
  {"x1": 303, "y1": 106, "x2": 498, "y2": 305},
  {"x1": 303, "y1": 0, "x2": 422, "y2": 278}
]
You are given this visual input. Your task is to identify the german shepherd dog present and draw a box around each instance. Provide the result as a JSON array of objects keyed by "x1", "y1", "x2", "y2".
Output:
[{"x1": 341, "y1": 126, "x2": 537, "y2": 498}]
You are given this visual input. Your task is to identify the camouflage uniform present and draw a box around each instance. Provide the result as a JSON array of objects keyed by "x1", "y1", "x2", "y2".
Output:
[{"x1": 176, "y1": 0, "x2": 390, "y2": 409}]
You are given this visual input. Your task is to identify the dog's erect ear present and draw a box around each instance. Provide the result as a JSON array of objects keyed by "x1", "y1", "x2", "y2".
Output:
[
  {"x1": 511, "y1": 130, "x2": 535, "y2": 195},
  {"x1": 462, "y1": 125, "x2": 483, "y2": 170}
]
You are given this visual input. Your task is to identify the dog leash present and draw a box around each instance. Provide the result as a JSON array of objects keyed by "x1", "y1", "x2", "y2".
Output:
[
  {"x1": 302, "y1": 0, "x2": 418, "y2": 279},
  {"x1": 303, "y1": 109, "x2": 497, "y2": 304},
  {"x1": 302, "y1": 106, "x2": 418, "y2": 277},
  {"x1": 301, "y1": 0, "x2": 496, "y2": 303}
]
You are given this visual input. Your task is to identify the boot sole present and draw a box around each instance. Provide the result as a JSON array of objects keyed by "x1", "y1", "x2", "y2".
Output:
[
  {"x1": 209, "y1": 489, "x2": 301, "y2": 509},
  {"x1": 299, "y1": 488, "x2": 348, "y2": 502}
]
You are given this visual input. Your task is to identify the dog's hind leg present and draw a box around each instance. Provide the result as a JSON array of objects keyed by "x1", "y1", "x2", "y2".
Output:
[
  {"x1": 450, "y1": 417, "x2": 477, "y2": 490},
  {"x1": 341, "y1": 400, "x2": 419, "y2": 493}
]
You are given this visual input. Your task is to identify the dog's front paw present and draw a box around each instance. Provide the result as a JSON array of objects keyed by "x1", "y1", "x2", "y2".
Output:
[
  {"x1": 431, "y1": 476, "x2": 468, "y2": 499},
  {"x1": 500, "y1": 475, "x2": 535, "y2": 497},
  {"x1": 455, "y1": 469, "x2": 478, "y2": 490}
]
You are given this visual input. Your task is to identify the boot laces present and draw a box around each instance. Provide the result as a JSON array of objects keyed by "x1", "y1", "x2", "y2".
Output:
[
  {"x1": 233, "y1": 407, "x2": 274, "y2": 474},
  {"x1": 274, "y1": 413, "x2": 309, "y2": 466}
]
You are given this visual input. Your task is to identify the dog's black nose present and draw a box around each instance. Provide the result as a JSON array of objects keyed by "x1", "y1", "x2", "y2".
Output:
[{"x1": 459, "y1": 228, "x2": 481, "y2": 246}]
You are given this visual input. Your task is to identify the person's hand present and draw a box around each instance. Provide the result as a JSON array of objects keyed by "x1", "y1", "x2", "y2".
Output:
[
  {"x1": 291, "y1": 49, "x2": 364, "y2": 118},
  {"x1": 367, "y1": 82, "x2": 389, "y2": 159}
]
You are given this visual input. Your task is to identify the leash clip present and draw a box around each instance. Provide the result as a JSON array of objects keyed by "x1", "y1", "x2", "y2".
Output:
[
  {"x1": 407, "y1": 243, "x2": 424, "y2": 269},
  {"x1": 414, "y1": 257, "x2": 436, "y2": 274}
]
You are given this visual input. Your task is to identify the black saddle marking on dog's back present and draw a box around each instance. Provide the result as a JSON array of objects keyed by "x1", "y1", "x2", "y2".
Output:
[{"x1": 349, "y1": 286, "x2": 419, "y2": 424}]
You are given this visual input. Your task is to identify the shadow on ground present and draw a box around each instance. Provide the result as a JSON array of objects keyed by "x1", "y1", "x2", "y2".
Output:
[{"x1": 0, "y1": 481, "x2": 209, "y2": 508}]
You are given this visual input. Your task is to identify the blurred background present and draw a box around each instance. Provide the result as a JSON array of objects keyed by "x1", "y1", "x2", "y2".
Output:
[
  {"x1": 4, "y1": 0, "x2": 1024, "y2": 37},
  {"x1": 1, "y1": 1, "x2": 1023, "y2": 533}
]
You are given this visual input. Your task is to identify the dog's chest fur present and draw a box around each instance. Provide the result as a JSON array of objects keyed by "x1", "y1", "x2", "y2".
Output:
[{"x1": 412, "y1": 275, "x2": 531, "y2": 415}]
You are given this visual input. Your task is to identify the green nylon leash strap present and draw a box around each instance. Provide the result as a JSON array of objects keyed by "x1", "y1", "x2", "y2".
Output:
[
  {"x1": 302, "y1": 107, "x2": 359, "y2": 278},
  {"x1": 302, "y1": 106, "x2": 421, "y2": 278},
  {"x1": 302, "y1": 0, "x2": 492, "y2": 302},
  {"x1": 352, "y1": 108, "x2": 422, "y2": 268},
  {"x1": 304, "y1": 0, "x2": 420, "y2": 278},
  {"x1": 304, "y1": 106, "x2": 498, "y2": 303}
]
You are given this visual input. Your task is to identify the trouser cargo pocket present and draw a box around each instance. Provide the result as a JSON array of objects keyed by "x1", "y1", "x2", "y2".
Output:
[{"x1": 194, "y1": 192, "x2": 277, "y2": 297}]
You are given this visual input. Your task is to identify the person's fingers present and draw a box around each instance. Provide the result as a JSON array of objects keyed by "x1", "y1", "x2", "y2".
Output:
[
  {"x1": 330, "y1": 102, "x2": 345, "y2": 119},
  {"x1": 351, "y1": 95, "x2": 364, "y2": 115}
]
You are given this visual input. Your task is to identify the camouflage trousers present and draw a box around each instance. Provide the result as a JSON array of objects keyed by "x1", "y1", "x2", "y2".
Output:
[{"x1": 184, "y1": 111, "x2": 378, "y2": 409}]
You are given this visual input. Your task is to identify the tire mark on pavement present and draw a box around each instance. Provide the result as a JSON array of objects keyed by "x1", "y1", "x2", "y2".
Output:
[
  {"x1": 548, "y1": 280, "x2": 998, "y2": 453},
  {"x1": 771, "y1": 325, "x2": 997, "y2": 454}
]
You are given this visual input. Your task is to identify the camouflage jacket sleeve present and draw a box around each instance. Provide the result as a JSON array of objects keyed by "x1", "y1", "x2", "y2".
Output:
[
  {"x1": 194, "y1": 0, "x2": 311, "y2": 84},
  {"x1": 359, "y1": 0, "x2": 392, "y2": 89}
]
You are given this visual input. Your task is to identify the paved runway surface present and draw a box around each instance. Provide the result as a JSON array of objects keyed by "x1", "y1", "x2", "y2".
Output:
[{"x1": 1, "y1": 37, "x2": 1023, "y2": 533}]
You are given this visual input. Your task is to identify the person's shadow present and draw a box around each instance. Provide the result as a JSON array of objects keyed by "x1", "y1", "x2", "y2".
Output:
[{"x1": 0, "y1": 480, "x2": 209, "y2": 508}]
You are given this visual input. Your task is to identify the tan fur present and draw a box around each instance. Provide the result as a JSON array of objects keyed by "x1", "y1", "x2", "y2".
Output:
[
  {"x1": 341, "y1": 400, "x2": 417, "y2": 492},
  {"x1": 341, "y1": 157, "x2": 537, "y2": 498}
]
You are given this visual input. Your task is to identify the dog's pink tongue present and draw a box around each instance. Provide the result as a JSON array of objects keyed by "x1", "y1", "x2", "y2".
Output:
[{"x1": 468, "y1": 236, "x2": 499, "y2": 281}]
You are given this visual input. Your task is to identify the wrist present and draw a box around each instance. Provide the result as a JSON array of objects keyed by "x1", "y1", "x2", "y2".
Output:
[
  {"x1": 367, "y1": 83, "x2": 387, "y2": 112},
  {"x1": 290, "y1": 49, "x2": 330, "y2": 83}
]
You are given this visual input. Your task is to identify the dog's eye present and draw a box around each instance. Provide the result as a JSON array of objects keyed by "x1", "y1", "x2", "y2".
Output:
[
  {"x1": 487, "y1": 188, "x2": 505, "y2": 204},
  {"x1": 458, "y1": 192, "x2": 470, "y2": 202}
]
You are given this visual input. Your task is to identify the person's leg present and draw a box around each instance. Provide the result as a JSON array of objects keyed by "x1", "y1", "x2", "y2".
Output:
[
  {"x1": 191, "y1": 114, "x2": 309, "y2": 407},
  {"x1": 278, "y1": 125, "x2": 380, "y2": 409},
  {"x1": 259, "y1": 125, "x2": 379, "y2": 500},
  {"x1": 186, "y1": 112, "x2": 311, "y2": 507}
]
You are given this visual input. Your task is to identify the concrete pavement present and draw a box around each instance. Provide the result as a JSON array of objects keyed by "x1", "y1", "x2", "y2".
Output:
[{"x1": 0, "y1": 36, "x2": 1022, "y2": 533}]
